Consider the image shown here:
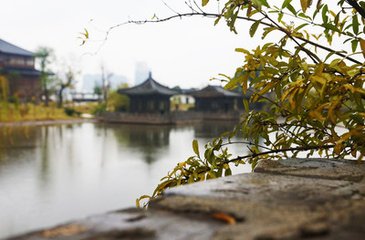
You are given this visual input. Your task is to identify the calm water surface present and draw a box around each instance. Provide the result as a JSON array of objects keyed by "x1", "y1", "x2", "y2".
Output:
[{"x1": 0, "y1": 122, "x2": 250, "y2": 238}]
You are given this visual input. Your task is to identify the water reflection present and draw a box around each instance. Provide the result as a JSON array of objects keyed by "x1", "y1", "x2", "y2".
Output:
[
  {"x1": 0, "y1": 122, "x2": 249, "y2": 238},
  {"x1": 109, "y1": 124, "x2": 171, "y2": 164},
  {"x1": 193, "y1": 120, "x2": 238, "y2": 139}
]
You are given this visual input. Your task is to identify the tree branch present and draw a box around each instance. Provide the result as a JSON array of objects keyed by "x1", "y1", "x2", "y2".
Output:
[
  {"x1": 97, "y1": 11, "x2": 362, "y2": 65},
  {"x1": 221, "y1": 141, "x2": 272, "y2": 151},
  {"x1": 184, "y1": 144, "x2": 336, "y2": 177},
  {"x1": 346, "y1": 0, "x2": 365, "y2": 19},
  {"x1": 257, "y1": 9, "x2": 321, "y2": 64},
  {"x1": 227, "y1": 144, "x2": 336, "y2": 164},
  {"x1": 295, "y1": 36, "x2": 362, "y2": 65}
]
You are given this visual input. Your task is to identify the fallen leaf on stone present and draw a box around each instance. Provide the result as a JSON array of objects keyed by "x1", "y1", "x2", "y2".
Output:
[
  {"x1": 41, "y1": 224, "x2": 87, "y2": 238},
  {"x1": 212, "y1": 212, "x2": 236, "y2": 224}
]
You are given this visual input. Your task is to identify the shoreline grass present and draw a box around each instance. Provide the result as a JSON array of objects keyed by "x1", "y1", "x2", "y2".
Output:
[{"x1": 0, "y1": 102, "x2": 79, "y2": 123}]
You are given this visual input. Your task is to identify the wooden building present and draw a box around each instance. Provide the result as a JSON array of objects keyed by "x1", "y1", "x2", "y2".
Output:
[
  {"x1": 0, "y1": 38, "x2": 41, "y2": 101},
  {"x1": 190, "y1": 85, "x2": 244, "y2": 112},
  {"x1": 118, "y1": 73, "x2": 178, "y2": 114}
]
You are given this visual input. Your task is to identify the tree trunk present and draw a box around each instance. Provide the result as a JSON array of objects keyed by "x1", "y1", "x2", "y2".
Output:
[{"x1": 57, "y1": 86, "x2": 65, "y2": 108}]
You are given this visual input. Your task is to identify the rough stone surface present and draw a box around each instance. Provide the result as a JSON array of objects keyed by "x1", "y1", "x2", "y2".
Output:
[{"x1": 8, "y1": 159, "x2": 365, "y2": 240}]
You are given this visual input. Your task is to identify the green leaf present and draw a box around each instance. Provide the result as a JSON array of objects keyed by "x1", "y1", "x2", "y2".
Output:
[
  {"x1": 249, "y1": 21, "x2": 260, "y2": 37},
  {"x1": 352, "y1": 15, "x2": 359, "y2": 35},
  {"x1": 295, "y1": 23, "x2": 309, "y2": 32},
  {"x1": 322, "y1": 23, "x2": 340, "y2": 32},
  {"x1": 322, "y1": 4, "x2": 328, "y2": 24},
  {"x1": 278, "y1": 12, "x2": 284, "y2": 22},
  {"x1": 324, "y1": 51, "x2": 336, "y2": 62},
  {"x1": 202, "y1": 0, "x2": 209, "y2": 7},
  {"x1": 192, "y1": 139, "x2": 200, "y2": 157},
  {"x1": 351, "y1": 39, "x2": 359, "y2": 52},
  {"x1": 298, "y1": 12, "x2": 312, "y2": 20},
  {"x1": 282, "y1": 0, "x2": 293, "y2": 9},
  {"x1": 225, "y1": 76, "x2": 240, "y2": 90},
  {"x1": 225, "y1": 168, "x2": 232, "y2": 176},
  {"x1": 214, "y1": 16, "x2": 221, "y2": 26},
  {"x1": 316, "y1": 0, "x2": 322, "y2": 11},
  {"x1": 262, "y1": 27, "x2": 276, "y2": 39},
  {"x1": 258, "y1": 0, "x2": 270, "y2": 7},
  {"x1": 235, "y1": 48, "x2": 250, "y2": 54},
  {"x1": 286, "y1": 4, "x2": 297, "y2": 16},
  {"x1": 253, "y1": 0, "x2": 270, "y2": 8}
]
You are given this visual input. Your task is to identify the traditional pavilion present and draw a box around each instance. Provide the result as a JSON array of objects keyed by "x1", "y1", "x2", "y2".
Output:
[
  {"x1": 0, "y1": 38, "x2": 41, "y2": 101},
  {"x1": 118, "y1": 73, "x2": 178, "y2": 114},
  {"x1": 190, "y1": 85, "x2": 245, "y2": 112}
]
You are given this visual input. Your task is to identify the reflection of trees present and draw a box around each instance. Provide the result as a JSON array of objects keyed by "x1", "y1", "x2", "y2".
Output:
[
  {"x1": 193, "y1": 121, "x2": 238, "y2": 139},
  {"x1": 0, "y1": 125, "x2": 62, "y2": 189},
  {"x1": 39, "y1": 126, "x2": 50, "y2": 187},
  {"x1": 0, "y1": 126, "x2": 39, "y2": 163},
  {"x1": 108, "y1": 124, "x2": 172, "y2": 164}
]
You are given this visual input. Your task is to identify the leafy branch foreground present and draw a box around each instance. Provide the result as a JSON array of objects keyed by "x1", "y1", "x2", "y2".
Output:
[{"x1": 95, "y1": 0, "x2": 365, "y2": 207}]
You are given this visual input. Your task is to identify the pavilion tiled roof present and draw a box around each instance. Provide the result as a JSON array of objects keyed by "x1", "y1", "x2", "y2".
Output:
[
  {"x1": 118, "y1": 73, "x2": 178, "y2": 96},
  {"x1": 190, "y1": 85, "x2": 242, "y2": 98},
  {"x1": 0, "y1": 39, "x2": 34, "y2": 57}
]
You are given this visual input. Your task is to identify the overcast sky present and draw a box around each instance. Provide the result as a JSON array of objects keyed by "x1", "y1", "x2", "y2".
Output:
[{"x1": 0, "y1": 0, "x2": 262, "y2": 88}]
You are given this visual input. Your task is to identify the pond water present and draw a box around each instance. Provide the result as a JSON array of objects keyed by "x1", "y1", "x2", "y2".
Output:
[{"x1": 0, "y1": 122, "x2": 250, "y2": 238}]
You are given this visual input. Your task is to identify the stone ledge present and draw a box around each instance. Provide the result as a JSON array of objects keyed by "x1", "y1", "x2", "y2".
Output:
[
  {"x1": 254, "y1": 158, "x2": 365, "y2": 182},
  {"x1": 8, "y1": 159, "x2": 365, "y2": 240}
]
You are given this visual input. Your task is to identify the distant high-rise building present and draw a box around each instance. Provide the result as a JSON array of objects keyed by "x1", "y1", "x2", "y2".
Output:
[
  {"x1": 134, "y1": 62, "x2": 150, "y2": 86},
  {"x1": 82, "y1": 74, "x2": 128, "y2": 92}
]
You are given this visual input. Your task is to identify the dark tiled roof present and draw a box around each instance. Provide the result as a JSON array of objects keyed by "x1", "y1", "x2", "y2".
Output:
[
  {"x1": 0, "y1": 39, "x2": 34, "y2": 56},
  {"x1": 1, "y1": 67, "x2": 41, "y2": 76},
  {"x1": 118, "y1": 74, "x2": 178, "y2": 96},
  {"x1": 179, "y1": 88, "x2": 198, "y2": 95},
  {"x1": 190, "y1": 85, "x2": 242, "y2": 98}
]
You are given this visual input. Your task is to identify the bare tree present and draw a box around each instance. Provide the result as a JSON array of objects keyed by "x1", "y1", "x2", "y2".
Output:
[
  {"x1": 100, "y1": 63, "x2": 113, "y2": 106},
  {"x1": 35, "y1": 47, "x2": 55, "y2": 106},
  {"x1": 56, "y1": 67, "x2": 76, "y2": 108}
]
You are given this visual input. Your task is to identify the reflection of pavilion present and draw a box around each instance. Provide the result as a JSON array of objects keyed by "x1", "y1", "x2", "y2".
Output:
[
  {"x1": 193, "y1": 121, "x2": 238, "y2": 139},
  {"x1": 112, "y1": 124, "x2": 171, "y2": 164}
]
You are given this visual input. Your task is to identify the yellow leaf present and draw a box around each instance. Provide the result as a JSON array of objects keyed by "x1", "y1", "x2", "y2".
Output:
[
  {"x1": 314, "y1": 62, "x2": 324, "y2": 75},
  {"x1": 327, "y1": 98, "x2": 341, "y2": 124},
  {"x1": 334, "y1": 143, "x2": 342, "y2": 155},
  {"x1": 212, "y1": 212, "x2": 237, "y2": 225},
  {"x1": 202, "y1": 0, "x2": 209, "y2": 6},
  {"x1": 351, "y1": 149, "x2": 357, "y2": 158},
  {"x1": 256, "y1": 81, "x2": 274, "y2": 99},
  {"x1": 309, "y1": 110, "x2": 325, "y2": 121},
  {"x1": 360, "y1": 38, "x2": 365, "y2": 59},
  {"x1": 310, "y1": 75, "x2": 326, "y2": 85},
  {"x1": 178, "y1": 162, "x2": 186, "y2": 168},
  {"x1": 235, "y1": 48, "x2": 250, "y2": 55},
  {"x1": 300, "y1": 0, "x2": 310, "y2": 12},
  {"x1": 288, "y1": 88, "x2": 299, "y2": 109},
  {"x1": 337, "y1": 132, "x2": 352, "y2": 143},
  {"x1": 242, "y1": 74, "x2": 249, "y2": 94},
  {"x1": 42, "y1": 224, "x2": 86, "y2": 238}
]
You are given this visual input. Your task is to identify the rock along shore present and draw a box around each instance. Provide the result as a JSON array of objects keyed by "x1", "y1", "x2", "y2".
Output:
[{"x1": 8, "y1": 158, "x2": 365, "y2": 240}]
